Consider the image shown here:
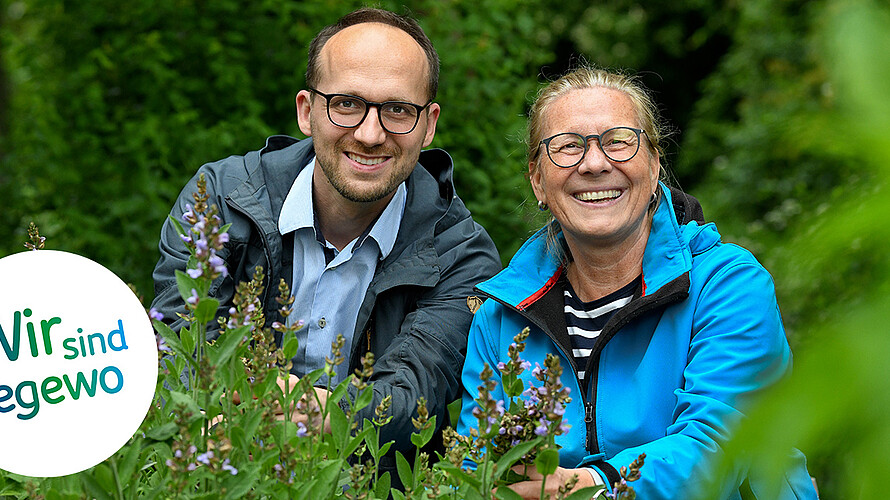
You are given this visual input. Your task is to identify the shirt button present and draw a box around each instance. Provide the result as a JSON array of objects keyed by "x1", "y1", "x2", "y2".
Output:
[{"x1": 318, "y1": 317, "x2": 327, "y2": 328}]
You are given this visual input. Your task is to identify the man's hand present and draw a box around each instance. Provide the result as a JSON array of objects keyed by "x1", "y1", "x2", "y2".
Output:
[
  {"x1": 272, "y1": 374, "x2": 332, "y2": 434},
  {"x1": 504, "y1": 464, "x2": 598, "y2": 499}
]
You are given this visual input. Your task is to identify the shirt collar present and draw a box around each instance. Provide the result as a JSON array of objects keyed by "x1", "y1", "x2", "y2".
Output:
[{"x1": 278, "y1": 156, "x2": 406, "y2": 260}]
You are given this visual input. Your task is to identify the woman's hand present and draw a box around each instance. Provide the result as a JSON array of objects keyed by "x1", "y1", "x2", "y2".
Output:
[{"x1": 504, "y1": 464, "x2": 598, "y2": 499}]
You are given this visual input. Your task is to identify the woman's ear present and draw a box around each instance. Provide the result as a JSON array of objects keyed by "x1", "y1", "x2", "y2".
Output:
[{"x1": 530, "y1": 160, "x2": 546, "y2": 205}]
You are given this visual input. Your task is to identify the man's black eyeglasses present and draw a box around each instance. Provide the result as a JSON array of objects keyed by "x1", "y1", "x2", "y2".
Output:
[{"x1": 308, "y1": 88, "x2": 432, "y2": 135}]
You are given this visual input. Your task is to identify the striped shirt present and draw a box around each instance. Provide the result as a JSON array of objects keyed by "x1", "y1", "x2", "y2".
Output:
[{"x1": 564, "y1": 275, "x2": 640, "y2": 385}]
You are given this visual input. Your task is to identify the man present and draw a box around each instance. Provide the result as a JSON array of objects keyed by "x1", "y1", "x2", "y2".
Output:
[{"x1": 150, "y1": 7, "x2": 500, "y2": 481}]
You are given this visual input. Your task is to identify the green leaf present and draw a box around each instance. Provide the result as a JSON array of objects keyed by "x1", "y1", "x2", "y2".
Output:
[
  {"x1": 329, "y1": 401, "x2": 348, "y2": 445},
  {"x1": 314, "y1": 460, "x2": 343, "y2": 497},
  {"x1": 435, "y1": 462, "x2": 482, "y2": 489},
  {"x1": 206, "y1": 324, "x2": 245, "y2": 366},
  {"x1": 390, "y1": 490, "x2": 407, "y2": 500},
  {"x1": 354, "y1": 387, "x2": 374, "y2": 412},
  {"x1": 78, "y1": 472, "x2": 114, "y2": 500},
  {"x1": 395, "y1": 451, "x2": 414, "y2": 492},
  {"x1": 534, "y1": 447, "x2": 560, "y2": 476},
  {"x1": 174, "y1": 269, "x2": 199, "y2": 304},
  {"x1": 564, "y1": 485, "x2": 606, "y2": 500},
  {"x1": 282, "y1": 334, "x2": 299, "y2": 360},
  {"x1": 343, "y1": 427, "x2": 371, "y2": 458},
  {"x1": 115, "y1": 436, "x2": 143, "y2": 484},
  {"x1": 180, "y1": 324, "x2": 197, "y2": 358},
  {"x1": 145, "y1": 422, "x2": 178, "y2": 441},
  {"x1": 167, "y1": 391, "x2": 202, "y2": 423},
  {"x1": 374, "y1": 471, "x2": 392, "y2": 500},
  {"x1": 494, "y1": 486, "x2": 524, "y2": 500},
  {"x1": 168, "y1": 214, "x2": 187, "y2": 239},
  {"x1": 494, "y1": 439, "x2": 541, "y2": 481},
  {"x1": 153, "y1": 320, "x2": 194, "y2": 368},
  {"x1": 194, "y1": 297, "x2": 219, "y2": 327}
]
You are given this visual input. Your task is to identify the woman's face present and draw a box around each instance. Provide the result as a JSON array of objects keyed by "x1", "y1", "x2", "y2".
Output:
[{"x1": 530, "y1": 87, "x2": 660, "y2": 251}]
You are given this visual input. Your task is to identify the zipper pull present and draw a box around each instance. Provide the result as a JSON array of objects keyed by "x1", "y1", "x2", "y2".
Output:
[{"x1": 585, "y1": 401, "x2": 594, "y2": 423}]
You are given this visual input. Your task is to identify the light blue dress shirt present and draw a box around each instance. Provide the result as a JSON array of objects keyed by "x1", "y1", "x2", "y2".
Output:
[{"x1": 278, "y1": 157, "x2": 406, "y2": 385}]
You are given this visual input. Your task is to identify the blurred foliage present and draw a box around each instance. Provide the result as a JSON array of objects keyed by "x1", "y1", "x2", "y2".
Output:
[{"x1": 2, "y1": 0, "x2": 888, "y2": 498}]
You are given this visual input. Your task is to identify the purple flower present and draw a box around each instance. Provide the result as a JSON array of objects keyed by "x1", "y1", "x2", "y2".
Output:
[
  {"x1": 497, "y1": 362, "x2": 506, "y2": 371},
  {"x1": 495, "y1": 400, "x2": 505, "y2": 416},
  {"x1": 187, "y1": 268, "x2": 203, "y2": 279},
  {"x1": 155, "y1": 334, "x2": 171, "y2": 353},
  {"x1": 221, "y1": 458, "x2": 238, "y2": 475},
  {"x1": 274, "y1": 464, "x2": 284, "y2": 472},
  {"x1": 534, "y1": 424, "x2": 548, "y2": 436},
  {"x1": 187, "y1": 462, "x2": 197, "y2": 471},
  {"x1": 188, "y1": 445, "x2": 197, "y2": 455},
  {"x1": 218, "y1": 233, "x2": 230, "y2": 244},
  {"x1": 186, "y1": 289, "x2": 199, "y2": 305},
  {"x1": 179, "y1": 234, "x2": 193, "y2": 245},
  {"x1": 181, "y1": 204, "x2": 195, "y2": 222},
  {"x1": 296, "y1": 422, "x2": 308, "y2": 438},
  {"x1": 520, "y1": 360, "x2": 531, "y2": 371},
  {"x1": 149, "y1": 308, "x2": 164, "y2": 321},
  {"x1": 196, "y1": 451, "x2": 213, "y2": 465},
  {"x1": 165, "y1": 459, "x2": 174, "y2": 467}
]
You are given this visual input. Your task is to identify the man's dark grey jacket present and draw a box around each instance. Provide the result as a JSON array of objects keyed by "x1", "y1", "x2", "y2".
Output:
[{"x1": 151, "y1": 135, "x2": 501, "y2": 475}]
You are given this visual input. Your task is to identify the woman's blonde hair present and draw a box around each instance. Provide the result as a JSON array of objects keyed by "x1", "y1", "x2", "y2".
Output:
[{"x1": 526, "y1": 65, "x2": 668, "y2": 264}]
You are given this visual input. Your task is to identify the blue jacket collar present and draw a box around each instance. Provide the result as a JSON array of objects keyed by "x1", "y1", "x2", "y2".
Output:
[{"x1": 478, "y1": 183, "x2": 711, "y2": 309}]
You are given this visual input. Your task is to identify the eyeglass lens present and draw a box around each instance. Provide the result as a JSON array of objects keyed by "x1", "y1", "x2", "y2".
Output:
[
  {"x1": 327, "y1": 95, "x2": 420, "y2": 134},
  {"x1": 546, "y1": 127, "x2": 641, "y2": 166}
]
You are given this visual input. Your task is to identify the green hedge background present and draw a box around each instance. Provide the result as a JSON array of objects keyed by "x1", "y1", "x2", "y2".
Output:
[{"x1": 2, "y1": 1, "x2": 888, "y2": 498}]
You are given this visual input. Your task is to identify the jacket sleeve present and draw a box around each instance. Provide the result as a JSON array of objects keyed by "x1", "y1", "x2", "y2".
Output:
[
  {"x1": 346, "y1": 217, "x2": 501, "y2": 453},
  {"x1": 602, "y1": 258, "x2": 817, "y2": 500},
  {"x1": 150, "y1": 162, "x2": 238, "y2": 340}
]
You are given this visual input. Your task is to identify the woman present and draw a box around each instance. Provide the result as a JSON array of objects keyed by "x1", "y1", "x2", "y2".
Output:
[{"x1": 457, "y1": 67, "x2": 817, "y2": 499}]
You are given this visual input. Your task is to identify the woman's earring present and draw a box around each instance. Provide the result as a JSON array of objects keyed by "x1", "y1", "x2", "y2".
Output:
[
  {"x1": 649, "y1": 192, "x2": 658, "y2": 207},
  {"x1": 537, "y1": 200, "x2": 549, "y2": 211}
]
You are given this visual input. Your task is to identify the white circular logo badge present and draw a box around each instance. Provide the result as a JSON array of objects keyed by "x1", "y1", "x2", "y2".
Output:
[{"x1": 0, "y1": 250, "x2": 158, "y2": 477}]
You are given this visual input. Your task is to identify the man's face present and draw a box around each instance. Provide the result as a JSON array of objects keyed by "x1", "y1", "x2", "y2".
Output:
[{"x1": 296, "y1": 22, "x2": 440, "y2": 207}]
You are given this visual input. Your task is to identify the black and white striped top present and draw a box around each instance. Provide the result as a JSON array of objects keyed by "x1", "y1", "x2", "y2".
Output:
[{"x1": 564, "y1": 275, "x2": 640, "y2": 385}]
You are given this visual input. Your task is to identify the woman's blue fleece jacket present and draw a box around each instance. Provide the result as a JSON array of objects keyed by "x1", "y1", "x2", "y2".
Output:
[{"x1": 457, "y1": 185, "x2": 817, "y2": 499}]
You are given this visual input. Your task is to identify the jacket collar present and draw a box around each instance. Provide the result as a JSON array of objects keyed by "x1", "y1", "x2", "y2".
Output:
[
  {"x1": 227, "y1": 136, "x2": 460, "y2": 291},
  {"x1": 477, "y1": 183, "x2": 699, "y2": 309}
]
